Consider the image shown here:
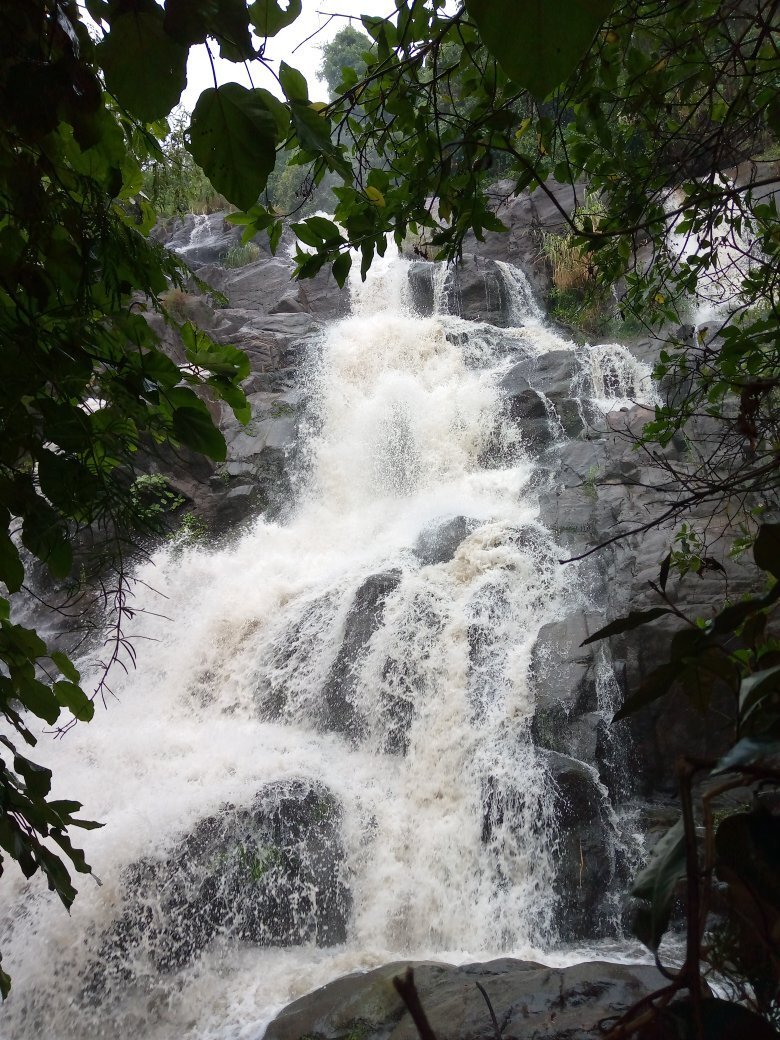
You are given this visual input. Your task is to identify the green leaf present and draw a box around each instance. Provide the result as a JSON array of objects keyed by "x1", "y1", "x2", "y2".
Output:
[
  {"x1": 306, "y1": 215, "x2": 342, "y2": 241},
  {"x1": 268, "y1": 220, "x2": 283, "y2": 254},
  {"x1": 0, "y1": 532, "x2": 23, "y2": 594},
  {"x1": 581, "y1": 607, "x2": 673, "y2": 646},
  {"x1": 51, "y1": 652, "x2": 80, "y2": 684},
  {"x1": 253, "y1": 89, "x2": 291, "y2": 139},
  {"x1": 754, "y1": 523, "x2": 780, "y2": 579},
  {"x1": 21, "y1": 501, "x2": 72, "y2": 580},
  {"x1": 53, "y1": 681, "x2": 94, "y2": 723},
  {"x1": 631, "y1": 819, "x2": 686, "y2": 950},
  {"x1": 19, "y1": 680, "x2": 61, "y2": 726},
  {"x1": 658, "y1": 552, "x2": 671, "y2": 592},
  {"x1": 186, "y1": 85, "x2": 278, "y2": 212},
  {"x1": 180, "y1": 322, "x2": 250, "y2": 382},
  {"x1": 464, "y1": 0, "x2": 614, "y2": 99},
  {"x1": 279, "y1": 60, "x2": 309, "y2": 103},
  {"x1": 711, "y1": 596, "x2": 768, "y2": 636},
  {"x1": 172, "y1": 406, "x2": 227, "y2": 461},
  {"x1": 332, "y1": 252, "x2": 352, "y2": 288},
  {"x1": 138, "y1": 348, "x2": 182, "y2": 389},
  {"x1": 13, "y1": 755, "x2": 52, "y2": 799},
  {"x1": 98, "y1": 11, "x2": 187, "y2": 122},
  {"x1": 290, "y1": 101, "x2": 333, "y2": 154},
  {"x1": 164, "y1": 0, "x2": 255, "y2": 62},
  {"x1": 291, "y1": 222, "x2": 323, "y2": 248},
  {"x1": 739, "y1": 665, "x2": 780, "y2": 725},
  {"x1": 249, "y1": 0, "x2": 302, "y2": 37}
]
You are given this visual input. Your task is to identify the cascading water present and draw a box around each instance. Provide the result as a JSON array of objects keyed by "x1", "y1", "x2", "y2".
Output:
[
  {"x1": 665, "y1": 178, "x2": 760, "y2": 327},
  {"x1": 0, "y1": 247, "x2": 656, "y2": 1040}
]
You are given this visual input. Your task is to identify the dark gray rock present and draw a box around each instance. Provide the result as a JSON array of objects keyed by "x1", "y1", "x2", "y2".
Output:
[
  {"x1": 406, "y1": 260, "x2": 438, "y2": 316},
  {"x1": 196, "y1": 257, "x2": 298, "y2": 311},
  {"x1": 263, "y1": 957, "x2": 668, "y2": 1040},
  {"x1": 320, "y1": 570, "x2": 403, "y2": 739},
  {"x1": 152, "y1": 212, "x2": 262, "y2": 268},
  {"x1": 541, "y1": 750, "x2": 618, "y2": 938},
  {"x1": 530, "y1": 614, "x2": 603, "y2": 758},
  {"x1": 504, "y1": 351, "x2": 581, "y2": 398},
  {"x1": 445, "y1": 255, "x2": 525, "y2": 327},
  {"x1": 413, "y1": 516, "x2": 478, "y2": 566},
  {"x1": 87, "y1": 780, "x2": 350, "y2": 997}
]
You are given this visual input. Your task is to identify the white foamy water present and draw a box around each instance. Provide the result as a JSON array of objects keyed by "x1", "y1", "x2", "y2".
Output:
[
  {"x1": 665, "y1": 178, "x2": 760, "y2": 327},
  {"x1": 1, "y1": 250, "x2": 654, "y2": 1039}
]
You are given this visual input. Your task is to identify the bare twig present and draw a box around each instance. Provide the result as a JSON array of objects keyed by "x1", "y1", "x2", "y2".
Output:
[
  {"x1": 476, "y1": 981, "x2": 503, "y2": 1040},
  {"x1": 393, "y1": 968, "x2": 439, "y2": 1040}
]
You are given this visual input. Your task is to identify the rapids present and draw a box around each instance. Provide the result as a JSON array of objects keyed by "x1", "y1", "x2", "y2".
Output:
[{"x1": 0, "y1": 249, "x2": 656, "y2": 1040}]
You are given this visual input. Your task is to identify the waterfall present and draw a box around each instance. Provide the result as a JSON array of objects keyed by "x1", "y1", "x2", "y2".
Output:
[
  {"x1": 1, "y1": 249, "x2": 652, "y2": 1039},
  {"x1": 583, "y1": 342, "x2": 658, "y2": 412}
]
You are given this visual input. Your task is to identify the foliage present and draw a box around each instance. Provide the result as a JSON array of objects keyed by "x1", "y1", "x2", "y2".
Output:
[
  {"x1": 583, "y1": 524, "x2": 780, "y2": 1034},
  {"x1": 142, "y1": 109, "x2": 228, "y2": 216},
  {"x1": 170, "y1": 510, "x2": 209, "y2": 548},
  {"x1": 318, "y1": 26, "x2": 374, "y2": 99},
  {"x1": 0, "y1": 0, "x2": 253, "y2": 994},
  {"x1": 222, "y1": 240, "x2": 262, "y2": 268},
  {"x1": 127, "y1": 474, "x2": 185, "y2": 529}
]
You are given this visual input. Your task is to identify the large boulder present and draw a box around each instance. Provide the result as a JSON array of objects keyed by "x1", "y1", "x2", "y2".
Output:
[
  {"x1": 86, "y1": 779, "x2": 351, "y2": 998},
  {"x1": 445, "y1": 254, "x2": 534, "y2": 327},
  {"x1": 413, "y1": 516, "x2": 478, "y2": 566},
  {"x1": 540, "y1": 750, "x2": 619, "y2": 939},
  {"x1": 263, "y1": 957, "x2": 669, "y2": 1040}
]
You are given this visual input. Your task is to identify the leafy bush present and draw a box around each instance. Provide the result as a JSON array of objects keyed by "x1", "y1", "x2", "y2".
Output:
[{"x1": 221, "y1": 241, "x2": 261, "y2": 268}]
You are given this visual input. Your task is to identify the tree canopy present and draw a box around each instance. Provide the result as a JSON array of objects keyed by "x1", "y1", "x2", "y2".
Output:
[
  {"x1": 2, "y1": 0, "x2": 780, "y2": 1027},
  {"x1": 319, "y1": 25, "x2": 375, "y2": 99}
]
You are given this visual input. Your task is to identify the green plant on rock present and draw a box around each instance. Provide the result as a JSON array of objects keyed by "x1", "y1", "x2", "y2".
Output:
[
  {"x1": 237, "y1": 843, "x2": 284, "y2": 882},
  {"x1": 127, "y1": 474, "x2": 185, "y2": 531},
  {"x1": 171, "y1": 512, "x2": 208, "y2": 548},
  {"x1": 221, "y1": 241, "x2": 261, "y2": 268}
]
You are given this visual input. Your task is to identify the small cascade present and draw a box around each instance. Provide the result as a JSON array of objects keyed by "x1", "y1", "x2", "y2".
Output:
[
  {"x1": 665, "y1": 179, "x2": 759, "y2": 327},
  {"x1": 1, "y1": 247, "x2": 656, "y2": 1039},
  {"x1": 179, "y1": 212, "x2": 212, "y2": 255},
  {"x1": 495, "y1": 260, "x2": 544, "y2": 326},
  {"x1": 582, "y1": 342, "x2": 658, "y2": 412}
]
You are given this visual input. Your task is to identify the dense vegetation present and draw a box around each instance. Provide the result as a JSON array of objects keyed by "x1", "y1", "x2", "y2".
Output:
[{"x1": 2, "y1": 1, "x2": 780, "y2": 1034}]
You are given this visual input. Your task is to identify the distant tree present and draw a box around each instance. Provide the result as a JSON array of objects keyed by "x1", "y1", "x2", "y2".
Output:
[
  {"x1": 142, "y1": 109, "x2": 227, "y2": 216},
  {"x1": 318, "y1": 25, "x2": 374, "y2": 99}
]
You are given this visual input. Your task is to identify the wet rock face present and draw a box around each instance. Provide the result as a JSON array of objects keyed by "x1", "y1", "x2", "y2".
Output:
[
  {"x1": 142, "y1": 215, "x2": 350, "y2": 533},
  {"x1": 407, "y1": 255, "x2": 525, "y2": 327},
  {"x1": 413, "y1": 516, "x2": 478, "y2": 566},
  {"x1": 263, "y1": 957, "x2": 669, "y2": 1040},
  {"x1": 445, "y1": 255, "x2": 517, "y2": 326},
  {"x1": 540, "y1": 750, "x2": 619, "y2": 940},
  {"x1": 87, "y1": 780, "x2": 350, "y2": 995},
  {"x1": 462, "y1": 178, "x2": 586, "y2": 298},
  {"x1": 320, "y1": 570, "x2": 402, "y2": 740}
]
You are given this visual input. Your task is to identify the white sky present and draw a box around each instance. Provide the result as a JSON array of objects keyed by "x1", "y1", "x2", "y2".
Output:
[{"x1": 182, "y1": 1, "x2": 396, "y2": 109}]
